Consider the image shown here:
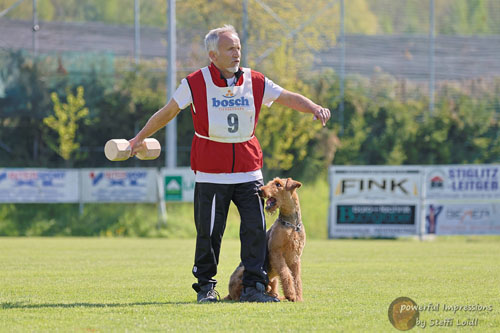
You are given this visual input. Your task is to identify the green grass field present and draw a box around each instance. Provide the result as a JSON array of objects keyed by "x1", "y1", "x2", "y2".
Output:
[{"x1": 1, "y1": 237, "x2": 499, "y2": 332}]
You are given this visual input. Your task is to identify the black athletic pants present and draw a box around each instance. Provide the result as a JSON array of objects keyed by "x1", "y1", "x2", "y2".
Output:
[{"x1": 192, "y1": 180, "x2": 269, "y2": 288}]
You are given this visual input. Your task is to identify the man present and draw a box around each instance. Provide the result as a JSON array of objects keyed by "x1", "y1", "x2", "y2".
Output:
[{"x1": 129, "y1": 25, "x2": 330, "y2": 303}]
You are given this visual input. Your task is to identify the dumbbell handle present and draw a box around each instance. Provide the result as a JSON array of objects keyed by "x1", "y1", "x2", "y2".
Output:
[{"x1": 104, "y1": 138, "x2": 161, "y2": 161}]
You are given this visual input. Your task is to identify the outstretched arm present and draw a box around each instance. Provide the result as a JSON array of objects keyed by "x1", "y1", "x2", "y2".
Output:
[
  {"x1": 275, "y1": 89, "x2": 331, "y2": 126},
  {"x1": 129, "y1": 98, "x2": 181, "y2": 155}
]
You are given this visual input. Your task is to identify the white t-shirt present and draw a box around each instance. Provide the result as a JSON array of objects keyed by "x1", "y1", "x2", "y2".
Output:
[
  {"x1": 173, "y1": 76, "x2": 283, "y2": 110},
  {"x1": 172, "y1": 70, "x2": 283, "y2": 184}
]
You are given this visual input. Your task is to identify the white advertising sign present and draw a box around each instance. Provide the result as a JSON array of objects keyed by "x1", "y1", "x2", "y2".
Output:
[
  {"x1": 0, "y1": 168, "x2": 79, "y2": 203},
  {"x1": 80, "y1": 168, "x2": 157, "y2": 203},
  {"x1": 424, "y1": 203, "x2": 500, "y2": 235},
  {"x1": 423, "y1": 164, "x2": 500, "y2": 235},
  {"x1": 425, "y1": 165, "x2": 500, "y2": 201},
  {"x1": 161, "y1": 168, "x2": 195, "y2": 202},
  {"x1": 329, "y1": 166, "x2": 422, "y2": 238}
]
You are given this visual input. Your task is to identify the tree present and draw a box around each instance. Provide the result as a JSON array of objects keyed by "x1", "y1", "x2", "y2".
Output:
[
  {"x1": 0, "y1": 51, "x2": 52, "y2": 166},
  {"x1": 43, "y1": 86, "x2": 89, "y2": 164},
  {"x1": 256, "y1": 41, "x2": 322, "y2": 176}
]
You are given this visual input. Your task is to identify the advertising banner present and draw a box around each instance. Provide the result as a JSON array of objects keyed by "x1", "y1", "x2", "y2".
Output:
[
  {"x1": 424, "y1": 165, "x2": 500, "y2": 201},
  {"x1": 161, "y1": 168, "x2": 195, "y2": 202},
  {"x1": 329, "y1": 166, "x2": 422, "y2": 238},
  {"x1": 80, "y1": 168, "x2": 157, "y2": 203},
  {"x1": 0, "y1": 168, "x2": 79, "y2": 203},
  {"x1": 424, "y1": 203, "x2": 500, "y2": 235},
  {"x1": 423, "y1": 164, "x2": 500, "y2": 235}
]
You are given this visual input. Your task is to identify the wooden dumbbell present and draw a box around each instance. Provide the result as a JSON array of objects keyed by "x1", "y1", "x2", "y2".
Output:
[{"x1": 104, "y1": 138, "x2": 161, "y2": 161}]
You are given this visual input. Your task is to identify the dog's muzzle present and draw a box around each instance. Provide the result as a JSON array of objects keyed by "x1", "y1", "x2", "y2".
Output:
[{"x1": 265, "y1": 197, "x2": 277, "y2": 210}]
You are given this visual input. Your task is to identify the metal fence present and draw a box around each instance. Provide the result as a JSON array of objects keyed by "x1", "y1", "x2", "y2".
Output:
[{"x1": 1, "y1": 0, "x2": 500, "y2": 166}]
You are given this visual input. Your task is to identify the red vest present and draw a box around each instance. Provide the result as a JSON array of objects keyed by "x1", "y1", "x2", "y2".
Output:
[{"x1": 186, "y1": 63, "x2": 265, "y2": 173}]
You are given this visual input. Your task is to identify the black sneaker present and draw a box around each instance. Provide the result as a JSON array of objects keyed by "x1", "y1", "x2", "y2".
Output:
[
  {"x1": 240, "y1": 282, "x2": 280, "y2": 303},
  {"x1": 192, "y1": 283, "x2": 220, "y2": 303}
]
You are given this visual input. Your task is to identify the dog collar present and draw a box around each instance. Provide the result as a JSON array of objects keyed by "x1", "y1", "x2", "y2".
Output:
[{"x1": 278, "y1": 214, "x2": 302, "y2": 232}]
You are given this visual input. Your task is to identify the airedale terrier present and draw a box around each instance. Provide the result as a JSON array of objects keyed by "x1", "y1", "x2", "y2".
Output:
[{"x1": 225, "y1": 177, "x2": 305, "y2": 302}]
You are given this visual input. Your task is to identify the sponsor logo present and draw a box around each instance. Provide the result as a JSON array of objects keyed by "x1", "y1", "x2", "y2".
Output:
[
  {"x1": 14, "y1": 180, "x2": 36, "y2": 186},
  {"x1": 446, "y1": 207, "x2": 491, "y2": 222},
  {"x1": 449, "y1": 167, "x2": 498, "y2": 179},
  {"x1": 222, "y1": 90, "x2": 235, "y2": 98},
  {"x1": 337, "y1": 205, "x2": 415, "y2": 224},
  {"x1": 165, "y1": 176, "x2": 182, "y2": 200},
  {"x1": 427, "y1": 167, "x2": 500, "y2": 198},
  {"x1": 428, "y1": 169, "x2": 446, "y2": 191},
  {"x1": 9, "y1": 171, "x2": 38, "y2": 187},
  {"x1": 336, "y1": 178, "x2": 415, "y2": 196},
  {"x1": 448, "y1": 167, "x2": 499, "y2": 192},
  {"x1": 426, "y1": 205, "x2": 443, "y2": 234},
  {"x1": 90, "y1": 171, "x2": 147, "y2": 187},
  {"x1": 212, "y1": 90, "x2": 249, "y2": 108},
  {"x1": 38, "y1": 171, "x2": 65, "y2": 186},
  {"x1": 90, "y1": 172, "x2": 104, "y2": 185},
  {"x1": 426, "y1": 205, "x2": 492, "y2": 234},
  {"x1": 2, "y1": 171, "x2": 66, "y2": 187},
  {"x1": 430, "y1": 176, "x2": 443, "y2": 189}
]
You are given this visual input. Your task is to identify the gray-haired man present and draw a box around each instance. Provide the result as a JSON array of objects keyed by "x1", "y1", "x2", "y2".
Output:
[{"x1": 129, "y1": 25, "x2": 330, "y2": 303}]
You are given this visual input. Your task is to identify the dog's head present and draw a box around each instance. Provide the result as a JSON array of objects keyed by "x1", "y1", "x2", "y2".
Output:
[{"x1": 258, "y1": 177, "x2": 302, "y2": 214}]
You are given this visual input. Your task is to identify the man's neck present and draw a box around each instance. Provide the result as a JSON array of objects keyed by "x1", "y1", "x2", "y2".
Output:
[
  {"x1": 211, "y1": 63, "x2": 233, "y2": 78},
  {"x1": 209, "y1": 63, "x2": 244, "y2": 87}
]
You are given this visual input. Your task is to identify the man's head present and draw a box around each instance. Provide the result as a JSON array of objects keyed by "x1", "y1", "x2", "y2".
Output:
[{"x1": 204, "y1": 25, "x2": 241, "y2": 77}]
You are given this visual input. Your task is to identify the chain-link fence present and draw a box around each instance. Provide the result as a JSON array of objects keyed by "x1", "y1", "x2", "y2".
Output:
[{"x1": 1, "y1": 0, "x2": 500, "y2": 166}]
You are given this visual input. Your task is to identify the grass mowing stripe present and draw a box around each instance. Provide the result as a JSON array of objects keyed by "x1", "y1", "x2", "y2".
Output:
[{"x1": 0, "y1": 238, "x2": 499, "y2": 331}]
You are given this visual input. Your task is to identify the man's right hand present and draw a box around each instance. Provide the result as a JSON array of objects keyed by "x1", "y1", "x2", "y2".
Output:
[{"x1": 128, "y1": 137, "x2": 144, "y2": 157}]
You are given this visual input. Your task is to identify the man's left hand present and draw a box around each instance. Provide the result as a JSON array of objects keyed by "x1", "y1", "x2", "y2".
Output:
[{"x1": 313, "y1": 107, "x2": 331, "y2": 126}]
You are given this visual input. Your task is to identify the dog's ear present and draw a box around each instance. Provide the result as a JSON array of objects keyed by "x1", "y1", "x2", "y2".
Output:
[{"x1": 285, "y1": 178, "x2": 302, "y2": 191}]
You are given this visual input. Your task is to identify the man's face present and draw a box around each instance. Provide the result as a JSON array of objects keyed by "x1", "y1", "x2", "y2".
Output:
[{"x1": 210, "y1": 32, "x2": 241, "y2": 76}]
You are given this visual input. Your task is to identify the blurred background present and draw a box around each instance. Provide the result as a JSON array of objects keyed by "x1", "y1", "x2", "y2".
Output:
[{"x1": 1, "y1": 0, "x2": 499, "y2": 237}]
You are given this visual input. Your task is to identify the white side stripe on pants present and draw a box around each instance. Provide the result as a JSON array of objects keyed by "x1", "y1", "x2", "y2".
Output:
[
  {"x1": 210, "y1": 194, "x2": 216, "y2": 236},
  {"x1": 258, "y1": 194, "x2": 265, "y2": 230}
]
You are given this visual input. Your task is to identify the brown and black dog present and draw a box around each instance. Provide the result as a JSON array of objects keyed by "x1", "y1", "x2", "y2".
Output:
[{"x1": 225, "y1": 177, "x2": 305, "y2": 302}]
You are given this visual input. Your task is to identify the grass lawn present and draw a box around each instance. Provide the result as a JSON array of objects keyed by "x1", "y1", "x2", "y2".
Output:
[{"x1": 1, "y1": 237, "x2": 499, "y2": 332}]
